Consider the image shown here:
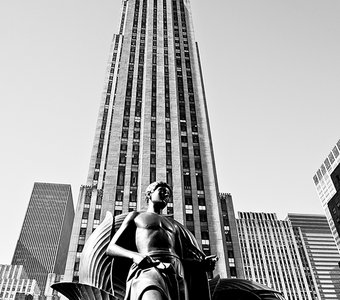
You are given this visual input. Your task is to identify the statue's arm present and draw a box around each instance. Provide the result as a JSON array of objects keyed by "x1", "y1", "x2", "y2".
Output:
[{"x1": 106, "y1": 212, "x2": 144, "y2": 264}]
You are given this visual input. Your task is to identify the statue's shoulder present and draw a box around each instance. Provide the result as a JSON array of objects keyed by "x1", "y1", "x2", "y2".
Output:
[
  {"x1": 117, "y1": 210, "x2": 140, "y2": 224},
  {"x1": 165, "y1": 216, "x2": 184, "y2": 229}
]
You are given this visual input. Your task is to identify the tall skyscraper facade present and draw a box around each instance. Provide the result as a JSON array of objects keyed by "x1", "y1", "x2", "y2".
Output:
[
  {"x1": 237, "y1": 212, "x2": 313, "y2": 300},
  {"x1": 313, "y1": 139, "x2": 340, "y2": 252},
  {"x1": 64, "y1": 0, "x2": 231, "y2": 281},
  {"x1": 287, "y1": 213, "x2": 340, "y2": 300},
  {"x1": 12, "y1": 183, "x2": 74, "y2": 293}
]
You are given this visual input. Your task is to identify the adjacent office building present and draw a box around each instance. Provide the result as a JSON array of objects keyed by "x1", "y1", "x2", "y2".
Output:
[
  {"x1": 64, "y1": 0, "x2": 234, "y2": 281},
  {"x1": 44, "y1": 273, "x2": 64, "y2": 300},
  {"x1": 0, "y1": 265, "x2": 41, "y2": 300},
  {"x1": 313, "y1": 139, "x2": 340, "y2": 252},
  {"x1": 12, "y1": 183, "x2": 74, "y2": 293},
  {"x1": 237, "y1": 212, "x2": 313, "y2": 300},
  {"x1": 287, "y1": 213, "x2": 340, "y2": 300}
]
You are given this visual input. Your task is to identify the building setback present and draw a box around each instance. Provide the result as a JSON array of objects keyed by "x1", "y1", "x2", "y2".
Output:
[
  {"x1": 64, "y1": 0, "x2": 233, "y2": 282},
  {"x1": 219, "y1": 193, "x2": 245, "y2": 279},
  {"x1": 313, "y1": 139, "x2": 340, "y2": 252},
  {"x1": 287, "y1": 213, "x2": 340, "y2": 300},
  {"x1": 11, "y1": 183, "x2": 74, "y2": 293},
  {"x1": 237, "y1": 212, "x2": 313, "y2": 300}
]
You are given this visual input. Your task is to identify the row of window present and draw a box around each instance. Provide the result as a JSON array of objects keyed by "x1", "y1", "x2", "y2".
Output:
[
  {"x1": 114, "y1": 0, "x2": 145, "y2": 214},
  {"x1": 172, "y1": 0, "x2": 211, "y2": 254}
]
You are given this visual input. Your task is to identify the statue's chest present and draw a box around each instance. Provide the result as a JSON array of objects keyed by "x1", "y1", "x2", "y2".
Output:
[{"x1": 135, "y1": 213, "x2": 173, "y2": 232}]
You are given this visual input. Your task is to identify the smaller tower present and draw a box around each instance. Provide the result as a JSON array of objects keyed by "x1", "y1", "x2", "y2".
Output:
[
  {"x1": 219, "y1": 193, "x2": 245, "y2": 278},
  {"x1": 11, "y1": 182, "x2": 74, "y2": 293},
  {"x1": 237, "y1": 212, "x2": 313, "y2": 300},
  {"x1": 288, "y1": 213, "x2": 340, "y2": 300}
]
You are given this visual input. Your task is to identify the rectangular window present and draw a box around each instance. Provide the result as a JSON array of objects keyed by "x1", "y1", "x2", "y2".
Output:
[
  {"x1": 121, "y1": 143, "x2": 128, "y2": 151},
  {"x1": 182, "y1": 147, "x2": 189, "y2": 156},
  {"x1": 132, "y1": 155, "x2": 139, "y2": 165},
  {"x1": 119, "y1": 154, "x2": 126, "y2": 164},
  {"x1": 196, "y1": 174, "x2": 204, "y2": 190},
  {"x1": 184, "y1": 174, "x2": 191, "y2": 188},
  {"x1": 131, "y1": 171, "x2": 138, "y2": 186},
  {"x1": 150, "y1": 168, "x2": 156, "y2": 182},
  {"x1": 166, "y1": 169, "x2": 172, "y2": 186},
  {"x1": 151, "y1": 141, "x2": 156, "y2": 152},
  {"x1": 181, "y1": 136, "x2": 188, "y2": 143},
  {"x1": 122, "y1": 130, "x2": 128, "y2": 138},
  {"x1": 186, "y1": 214, "x2": 193, "y2": 221},
  {"x1": 130, "y1": 190, "x2": 137, "y2": 202},
  {"x1": 183, "y1": 159, "x2": 189, "y2": 169},
  {"x1": 199, "y1": 211, "x2": 207, "y2": 222},
  {"x1": 117, "y1": 168, "x2": 125, "y2": 186},
  {"x1": 94, "y1": 209, "x2": 101, "y2": 220},
  {"x1": 134, "y1": 131, "x2": 140, "y2": 139},
  {"x1": 151, "y1": 130, "x2": 156, "y2": 139}
]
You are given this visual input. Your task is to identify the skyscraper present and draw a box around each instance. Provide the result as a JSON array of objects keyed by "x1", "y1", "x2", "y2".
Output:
[
  {"x1": 313, "y1": 139, "x2": 340, "y2": 252},
  {"x1": 64, "y1": 0, "x2": 231, "y2": 281},
  {"x1": 237, "y1": 212, "x2": 313, "y2": 300},
  {"x1": 12, "y1": 183, "x2": 74, "y2": 293},
  {"x1": 287, "y1": 213, "x2": 340, "y2": 300}
]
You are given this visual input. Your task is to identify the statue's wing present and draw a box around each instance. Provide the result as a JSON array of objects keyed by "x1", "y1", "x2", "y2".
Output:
[
  {"x1": 171, "y1": 218, "x2": 205, "y2": 261},
  {"x1": 79, "y1": 212, "x2": 132, "y2": 299},
  {"x1": 171, "y1": 218, "x2": 212, "y2": 300},
  {"x1": 79, "y1": 211, "x2": 114, "y2": 291}
]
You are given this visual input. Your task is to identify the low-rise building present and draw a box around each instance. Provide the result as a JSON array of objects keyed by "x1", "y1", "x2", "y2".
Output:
[{"x1": 0, "y1": 265, "x2": 40, "y2": 300}]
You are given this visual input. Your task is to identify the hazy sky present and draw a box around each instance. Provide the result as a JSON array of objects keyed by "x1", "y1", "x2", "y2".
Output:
[{"x1": 0, "y1": 0, "x2": 339, "y2": 264}]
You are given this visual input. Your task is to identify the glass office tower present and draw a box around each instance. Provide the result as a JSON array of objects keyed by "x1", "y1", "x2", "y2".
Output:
[{"x1": 12, "y1": 183, "x2": 74, "y2": 293}]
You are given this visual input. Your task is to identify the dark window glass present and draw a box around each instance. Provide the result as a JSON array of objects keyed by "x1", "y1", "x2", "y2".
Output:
[
  {"x1": 150, "y1": 168, "x2": 156, "y2": 182},
  {"x1": 185, "y1": 196, "x2": 192, "y2": 205},
  {"x1": 119, "y1": 154, "x2": 126, "y2": 164},
  {"x1": 94, "y1": 209, "x2": 101, "y2": 220},
  {"x1": 117, "y1": 168, "x2": 125, "y2": 186},
  {"x1": 186, "y1": 214, "x2": 193, "y2": 221},
  {"x1": 200, "y1": 211, "x2": 207, "y2": 222},
  {"x1": 196, "y1": 174, "x2": 204, "y2": 190},
  {"x1": 121, "y1": 143, "x2": 128, "y2": 151},
  {"x1": 131, "y1": 171, "x2": 138, "y2": 186},
  {"x1": 184, "y1": 174, "x2": 191, "y2": 188}
]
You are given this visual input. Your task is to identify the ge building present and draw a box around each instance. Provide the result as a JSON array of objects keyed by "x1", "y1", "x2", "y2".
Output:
[{"x1": 63, "y1": 0, "x2": 242, "y2": 282}]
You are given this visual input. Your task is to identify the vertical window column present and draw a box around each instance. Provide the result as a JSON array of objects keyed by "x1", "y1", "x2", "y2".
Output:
[
  {"x1": 115, "y1": 1, "x2": 141, "y2": 214},
  {"x1": 149, "y1": 0, "x2": 158, "y2": 183}
]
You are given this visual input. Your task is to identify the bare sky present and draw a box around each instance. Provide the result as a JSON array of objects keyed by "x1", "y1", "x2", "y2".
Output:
[{"x1": 0, "y1": 0, "x2": 339, "y2": 264}]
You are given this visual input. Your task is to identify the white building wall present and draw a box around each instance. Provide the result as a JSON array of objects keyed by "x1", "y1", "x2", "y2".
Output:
[{"x1": 237, "y1": 212, "x2": 313, "y2": 300}]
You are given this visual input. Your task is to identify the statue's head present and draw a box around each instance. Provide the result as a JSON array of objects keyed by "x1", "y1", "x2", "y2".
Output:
[{"x1": 145, "y1": 181, "x2": 172, "y2": 208}]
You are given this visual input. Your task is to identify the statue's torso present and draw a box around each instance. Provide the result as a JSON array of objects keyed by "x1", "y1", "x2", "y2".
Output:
[{"x1": 134, "y1": 212, "x2": 176, "y2": 255}]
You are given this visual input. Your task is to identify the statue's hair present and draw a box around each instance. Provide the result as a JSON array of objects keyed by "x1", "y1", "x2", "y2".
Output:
[{"x1": 145, "y1": 181, "x2": 172, "y2": 202}]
